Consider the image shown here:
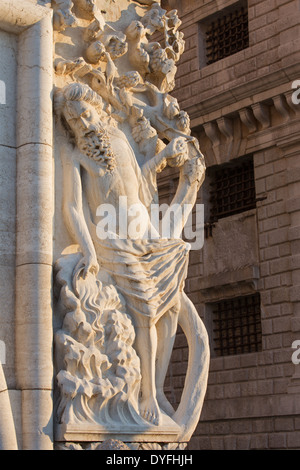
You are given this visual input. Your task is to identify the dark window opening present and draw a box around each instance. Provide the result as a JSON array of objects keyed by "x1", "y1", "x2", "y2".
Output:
[
  {"x1": 211, "y1": 293, "x2": 262, "y2": 357},
  {"x1": 208, "y1": 155, "x2": 256, "y2": 224},
  {"x1": 199, "y1": 2, "x2": 249, "y2": 68}
]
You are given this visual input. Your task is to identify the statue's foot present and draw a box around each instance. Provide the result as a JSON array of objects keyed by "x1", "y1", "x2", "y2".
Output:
[
  {"x1": 140, "y1": 397, "x2": 162, "y2": 426},
  {"x1": 156, "y1": 389, "x2": 175, "y2": 417}
]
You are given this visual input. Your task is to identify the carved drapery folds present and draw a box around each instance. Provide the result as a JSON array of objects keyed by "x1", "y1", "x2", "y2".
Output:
[{"x1": 53, "y1": 0, "x2": 209, "y2": 446}]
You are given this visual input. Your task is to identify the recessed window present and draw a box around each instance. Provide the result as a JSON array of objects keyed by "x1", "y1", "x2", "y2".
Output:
[
  {"x1": 211, "y1": 293, "x2": 262, "y2": 357},
  {"x1": 208, "y1": 155, "x2": 256, "y2": 223},
  {"x1": 199, "y1": 1, "x2": 249, "y2": 68}
]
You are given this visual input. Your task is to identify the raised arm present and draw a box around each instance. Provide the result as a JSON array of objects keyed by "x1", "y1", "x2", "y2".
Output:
[
  {"x1": 61, "y1": 145, "x2": 99, "y2": 280},
  {"x1": 164, "y1": 143, "x2": 206, "y2": 239},
  {"x1": 141, "y1": 136, "x2": 190, "y2": 178}
]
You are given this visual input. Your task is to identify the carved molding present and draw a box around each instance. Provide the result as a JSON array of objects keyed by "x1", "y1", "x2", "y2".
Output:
[
  {"x1": 272, "y1": 94, "x2": 290, "y2": 122},
  {"x1": 198, "y1": 91, "x2": 299, "y2": 161},
  {"x1": 251, "y1": 102, "x2": 270, "y2": 130},
  {"x1": 203, "y1": 121, "x2": 220, "y2": 146},
  {"x1": 189, "y1": 62, "x2": 300, "y2": 122},
  {"x1": 239, "y1": 107, "x2": 257, "y2": 134},
  {"x1": 217, "y1": 116, "x2": 233, "y2": 141},
  {"x1": 55, "y1": 439, "x2": 188, "y2": 450}
]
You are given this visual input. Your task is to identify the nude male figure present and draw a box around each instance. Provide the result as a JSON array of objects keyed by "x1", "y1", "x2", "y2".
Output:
[{"x1": 56, "y1": 82, "x2": 205, "y2": 426}]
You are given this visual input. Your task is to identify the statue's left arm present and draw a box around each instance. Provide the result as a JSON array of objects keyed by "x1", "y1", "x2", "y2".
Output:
[{"x1": 61, "y1": 145, "x2": 99, "y2": 279}]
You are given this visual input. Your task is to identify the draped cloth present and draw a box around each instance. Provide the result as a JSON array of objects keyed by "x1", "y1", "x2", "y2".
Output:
[{"x1": 96, "y1": 237, "x2": 190, "y2": 324}]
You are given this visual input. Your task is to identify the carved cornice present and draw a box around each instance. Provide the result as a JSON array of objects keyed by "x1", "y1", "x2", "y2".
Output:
[
  {"x1": 194, "y1": 89, "x2": 300, "y2": 163},
  {"x1": 189, "y1": 62, "x2": 300, "y2": 124},
  {"x1": 239, "y1": 107, "x2": 257, "y2": 134}
]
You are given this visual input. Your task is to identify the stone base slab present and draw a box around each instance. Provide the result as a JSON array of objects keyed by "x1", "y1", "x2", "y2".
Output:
[{"x1": 56, "y1": 415, "x2": 182, "y2": 444}]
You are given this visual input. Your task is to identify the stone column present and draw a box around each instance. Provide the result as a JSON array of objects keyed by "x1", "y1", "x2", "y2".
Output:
[{"x1": 14, "y1": 10, "x2": 54, "y2": 450}]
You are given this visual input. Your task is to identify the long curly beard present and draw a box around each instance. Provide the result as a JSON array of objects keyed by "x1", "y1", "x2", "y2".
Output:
[{"x1": 77, "y1": 129, "x2": 116, "y2": 172}]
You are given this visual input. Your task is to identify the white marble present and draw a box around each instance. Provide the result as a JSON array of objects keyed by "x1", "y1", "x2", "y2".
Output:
[
  {"x1": 15, "y1": 263, "x2": 53, "y2": 389},
  {"x1": 17, "y1": 19, "x2": 53, "y2": 148},
  {"x1": 16, "y1": 143, "x2": 53, "y2": 266},
  {"x1": 21, "y1": 390, "x2": 53, "y2": 450},
  {"x1": 0, "y1": 0, "x2": 209, "y2": 450},
  {"x1": 53, "y1": 0, "x2": 209, "y2": 446}
]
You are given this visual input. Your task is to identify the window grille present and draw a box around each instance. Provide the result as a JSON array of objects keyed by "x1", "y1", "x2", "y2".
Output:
[
  {"x1": 206, "y1": 7, "x2": 249, "y2": 65},
  {"x1": 209, "y1": 156, "x2": 256, "y2": 223},
  {"x1": 212, "y1": 294, "x2": 262, "y2": 357}
]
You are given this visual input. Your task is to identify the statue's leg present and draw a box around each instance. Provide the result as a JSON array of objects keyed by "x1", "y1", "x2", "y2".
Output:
[
  {"x1": 134, "y1": 316, "x2": 162, "y2": 426},
  {"x1": 172, "y1": 292, "x2": 210, "y2": 441},
  {"x1": 155, "y1": 304, "x2": 179, "y2": 416}
]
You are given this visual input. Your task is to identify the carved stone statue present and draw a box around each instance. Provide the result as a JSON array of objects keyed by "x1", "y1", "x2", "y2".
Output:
[{"x1": 53, "y1": 0, "x2": 209, "y2": 447}]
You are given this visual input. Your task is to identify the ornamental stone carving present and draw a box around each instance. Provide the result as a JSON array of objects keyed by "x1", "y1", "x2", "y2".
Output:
[{"x1": 53, "y1": 0, "x2": 209, "y2": 446}]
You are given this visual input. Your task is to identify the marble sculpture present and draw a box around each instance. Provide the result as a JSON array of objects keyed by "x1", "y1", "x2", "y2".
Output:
[{"x1": 53, "y1": 0, "x2": 210, "y2": 447}]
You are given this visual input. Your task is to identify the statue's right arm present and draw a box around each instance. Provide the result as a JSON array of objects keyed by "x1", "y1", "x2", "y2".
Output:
[{"x1": 61, "y1": 146, "x2": 99, "y2": 279}]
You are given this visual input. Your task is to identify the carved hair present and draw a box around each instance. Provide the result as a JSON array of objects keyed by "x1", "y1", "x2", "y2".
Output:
[
  {"x1": 62, "y1": 82, "x2": 102, "y2": 107},
  {"x1": 54, "y1": 82, "x2": 103, "y2": 133}
]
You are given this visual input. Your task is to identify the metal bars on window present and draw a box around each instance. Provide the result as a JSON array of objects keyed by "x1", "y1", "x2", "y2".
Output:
[
  {"x1": 206, "y1": 7, "x2": 249, "y2": 65},
  {"x1": 212, "y1": 294, "x2": 262, "y2": 357},
  {"x1": 209, "y1": 156, "x2": 256, "y2": 223}
]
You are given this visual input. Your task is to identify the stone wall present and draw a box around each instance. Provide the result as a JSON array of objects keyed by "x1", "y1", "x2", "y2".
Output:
[
  {"x1": 160, "y1": 0, "x2": 300, "y2": 450},
  {"x1": 172, "y1": 0, "x2": 300, "y2": 121}
]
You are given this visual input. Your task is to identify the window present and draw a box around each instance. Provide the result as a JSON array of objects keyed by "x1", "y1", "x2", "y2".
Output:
[
  {"x1": 199, "y1": 1, "x2": 249, "y2": 68},
  {"x1": 211, "y1": 293, "x2": 262, "y2": 357},
  {"x1": 208, "y1": 155, "x2": 256, "y2": 224}
]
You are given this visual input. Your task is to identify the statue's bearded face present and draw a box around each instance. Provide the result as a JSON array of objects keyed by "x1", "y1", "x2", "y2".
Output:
[
  {"x1": 64, "y1": 100, "x2": 102, "y2": 140},
  {"x1": 64, "y1": 99, "x2": 116, "y2": 170}
]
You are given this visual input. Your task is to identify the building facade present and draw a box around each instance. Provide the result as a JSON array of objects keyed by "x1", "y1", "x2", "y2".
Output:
[{"x1": 161, "y1": 0, "x2": 300, "y2": 450}]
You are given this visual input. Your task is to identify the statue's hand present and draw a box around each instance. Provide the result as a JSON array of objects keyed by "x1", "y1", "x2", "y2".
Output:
[
  {"x1": 74, "y1": 253, "x2": 99, "y2": 280},
  {"x1": 165, "y1": 137, "x2": 189, "y2": 168},
  {"x1": 139, "y1": 44, "x2": 150, "y2": 65},
  {"x1": 182, "y1": 156, "x2": 206, "y2": 188}
]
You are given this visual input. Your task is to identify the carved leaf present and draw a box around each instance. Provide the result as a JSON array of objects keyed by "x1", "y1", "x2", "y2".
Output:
[
  {"x1": 140, "y1": 443, "x2": 162, "y2": 451},
  {"x1": 163, "y1": 442, "x2": 188, "y2": 450}
]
